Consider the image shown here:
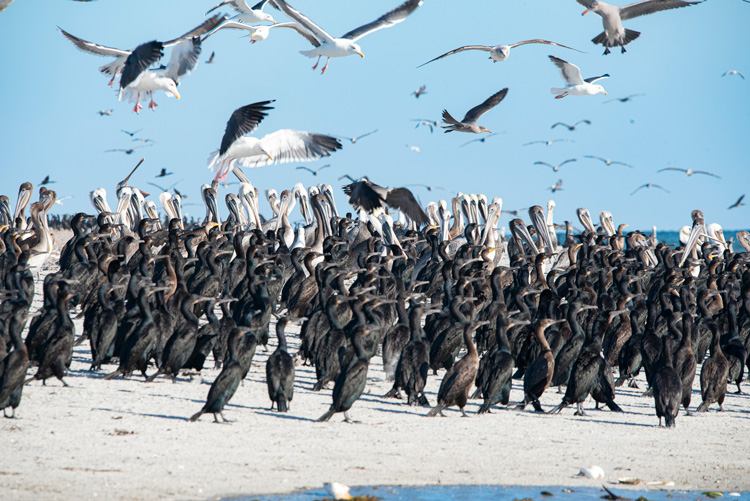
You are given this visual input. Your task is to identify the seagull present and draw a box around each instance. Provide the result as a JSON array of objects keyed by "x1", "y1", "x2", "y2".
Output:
[
  {"x1": 156, "y1": 168, "x2": 173, "y2": 177},
  {"x1": 40, "y1": 175, "x2": 56, "y2": 185},
  {"x1": 577, "y1": 0, "x2": 701, "y2": 55},
  {"x1": 551, "y1": 120, "x2": 591, "y2": 131},
  {"x1": 722, "y1": 70, "x2": 745, "y2": 80},
  {"x1": 604, "y1": 93, "x2": 644, "y2": 103},
  {"x1": 206, "y1": 0, "x2": 276, "y2": 24},
  {"x1": 583, "y1": 155, "x2": 633, "y2": 167},
  {"x1": 201, "y1": 19, "x2": 307, "y2": 44},
  {"x1": 296, "y1": 164, "x2": 331, "y2": 176},
  {"x1": 54, "y1": 196, "x2": 73, "y2": 206},
  {"x1": 549, "y1": 56, "x2": 608, "y2": 98},
  {"x1": 147, "y1": 180, "x2": 182, "y2": 193},
  {"x1": 630, "y1": 183, "x2": 669, "y2": 195},
  {"x1": 523, "y1": 139, "x2": 574, "y2": 146},
  {"x1": 132, "y1": 137, "x2": 155, "y2": 144},
  {"x1": 206, "y1": 51, "x2": 216, "y2": 64},
  {"x1": 412, "y1": 119, "x2": 438, "y2": 133},
  {"x1": 406, "y1": 145, "x2": 421, "y2": 153},
  {"x1": 105, "y1": 146, "x2": 149, "y2": 155},
  {"x1": 442, "y1": 88, "x2": 508, "y2": 134},
  {"x1": 405, "y1": 183, "x2": 448, "y2": 192},
  {"x1": 728, "y1": 195, "x2": 746, "y2": 210},
  {"x1": 269, "y1": 0, "x2": 422, "y2": 74},
  {"x1": 417, "y1": 39, "x2": 582, "y2": 67},
  {"x1": 207, "y1": 100, "x2": 343, "y2": 181},
  {"x1": 461, "y1": 132, "x2": 503, "y2": 147},
  {"x1": 59, "y1": 16, "x2": 223, "y2": 87},
  {"x1": 336, "y1": 129, "x2": 378, "y2": 144},
  {"x1": 97, "y1": 109, "x2": 113, "y2": 116},
  {"x1": 412, "y1": 85, "x2": 427, "y2": 98},
  {"x1": 535, "y1": 159, "x2": 577, "y2": 172},
  {"x1": 121, "y1": 128, "x2": 142, "y2": 137},
  {"x1": 549, "y1": 179, "x2": 564, "y2": 193},
  {"x1": 657, "y1": 167, "x2": 721, "y2": 179},
  {"x1": 342, "y1": 176, "x2": 429, "y2": 224}
]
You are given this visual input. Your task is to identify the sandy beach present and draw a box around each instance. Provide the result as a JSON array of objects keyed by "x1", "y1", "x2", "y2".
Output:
[{"x1": 3, "y1": 230, "x2": 750, "y2": 501}]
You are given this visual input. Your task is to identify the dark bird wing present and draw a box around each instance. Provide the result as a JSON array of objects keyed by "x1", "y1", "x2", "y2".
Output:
[
  {"x1": 296, "y1": 166, "x2": 314, "y2": 173},
  {"x1": 584, "y1": 73, "x2": 610, "y2": 83},
  {"x1": 147, "y1": 182, "x2": 169, "y2": 192},
  {"x1": 343, "y1": 180, "x2": 385, "y2": 212},
  {"x1": 441, "y1": 110, "x2": 461, "y2": 126},
  {"x1": 385, "y1": 187, "x2": 429, "y2": 224},
  {"x1": 58, "y1": 28, "x2": 131, "y2": 57},
  {"x1": 584, "y1": 155, "x2": 605, "y2": 162},
  {"x1": 120, "y1": 41, "x2": 164, "y2": 89},
  {"x1": 559, "y1": 158, "x2": 577, "y2": 167},
  {"x1": 693, "y1": 170, "x2": 721, "y2": 179},
  {"x1": 163, "y1": 15, "x2": 226, "y2": 46},
  {"x1": 630, "y1": 184, "x2": 646, "y2": 195},
  {"x1": 219, "y1": 100, "x2": 275, "y2": 156},
  {"x1": 510, "y1": 39, "x2": 583, "y2": 53},
  {"x1": 729, "y1": 194, "x2": 745, "y2": 208},
  {"x1": 461, "y1": 88, "x2": 508, "y2": 124},
  {"x1": 657, "y1": 167, "x2": 684, "y2": 173},
  {"x1": 551, "y1": 122, "x2": 571, "y2": 130},
  {"x1": 575, "y1": 119, "x2": 592, "y2": 126},
  {"x1": 341, "y1": 0, "x2": 422, "y2": 41},
  {"x1": 620, "y1": 0, "x2": 701, "y2": 21},
  {"x1": 417, "y1": 45, "x2": 493, "y2": 68},
  {"x1": 165, "y1": 37, "x2": 201, "y2": 84},
  {"x1": 534, "y1": 161, "x2": 554, "y2": 169}
]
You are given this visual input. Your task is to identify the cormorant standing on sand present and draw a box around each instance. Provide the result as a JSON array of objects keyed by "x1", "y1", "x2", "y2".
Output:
[{"x1": 266, "y1": 317, "x2": 295, "y2": 412}]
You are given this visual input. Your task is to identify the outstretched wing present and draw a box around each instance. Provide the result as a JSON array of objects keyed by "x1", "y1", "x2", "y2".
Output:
[
  {"x1": 417, "y1": 45, "x2": 493, "y2": 68},
  {"x1": 510, "y1": 39, "x2": 583, "y2": 53},
  {"x1": 549, "y1": 55, "x2": 583, "y2": 85},
  {"x1": 386, "y1": 187, "x2": 429, "y2": 224},
  {"x1": 343, "y1": 181, "x2": 385, "y2": 212},
  {"x1": 163, "y1": 15, "x2": 226, "y2": 46},
  {"x1": 270, "y1": 0, "x2": 333, "y2": 44},
  {"x1": 237, "y1": 129, "x2": 342, "y2": 168},
  {"x1": 120, "y1": 41, "x2": 163, "y2": 89},
  {"x1": 584, "y1": 73, "x2": 610, "y2": 83},
  {"x1": 220, "y1": 100, "x2": 275, "y2": 155},
  {"x1": 58, "y1": 28, "x2": 131, "y2": 58},
  {"x1": 165, "y1": 37, "x2": 201, "y2": 84},
  {"x1": 461, "y1": 88, "x2": 508, "y2": 124},
  {"x1": 620, "y1": 0, "x2": 700, "y2": 21},
  {"x1": 341, "y1": 0, "x2": 422, "y2": 41}
]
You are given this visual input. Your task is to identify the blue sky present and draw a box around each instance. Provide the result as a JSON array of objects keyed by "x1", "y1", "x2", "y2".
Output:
[{"x1": 1, "y1": 0, "x2": 748, "y2": 231}]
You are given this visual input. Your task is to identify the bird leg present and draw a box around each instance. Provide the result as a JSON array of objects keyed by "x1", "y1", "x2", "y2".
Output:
[
  {"x1": 133, "y1": 93, "x2": 143, "y2": 114},
  {"x1": 343, "y1": 412, "x2": 359, "y2": 424},
  {"x1": 148, "y1": 92, "x2": 158, "y2": 110},
  {"x1": 311, "y1": 56, "x2": 321, "y2": 70},
  {"x1": 321, "y1": 57, "x2": 331, "y2": 75},
  {"x1": 555, "y1": 93, "x2": 568, "y2": 100},
  {"x1": 108, "y1": 75, "x2": 115, "y2": 87},
  {"x1": 620, "y1": 46, "x2": 626, "y2": 54},
  {"x1": 460, "y1": 408, "x2": 469, "y2": 417},
  {"x1": 574, "y1": 402, "x2": 586, "y2": 416},
  {"x1": 603, "y1": 47, "x2": 611, "y2": 55},
  {"x1": 219, "y1": 411, "x2": 233, "y2": 423}
]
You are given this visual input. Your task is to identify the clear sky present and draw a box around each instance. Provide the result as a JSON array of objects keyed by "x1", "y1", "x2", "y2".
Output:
[{"x1": 1, "y1": 0, "x2": 748, "y2": 232}]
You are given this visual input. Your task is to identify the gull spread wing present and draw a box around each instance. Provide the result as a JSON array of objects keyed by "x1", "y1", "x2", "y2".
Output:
[
  {"x1": 341, "y1": 0, "x2": 422, "y2": 41},
  {"x1": 165, "y1": 37, "x2": 201, "y2": 84},
  {"x1": 510, "y1": 39, "x2": 583, "y2": 53},
  {"x1": 270, "y1": 0, "x2": 334, "y2": 44},
  {"x1": 584, "y1": 73, "x2": 610, "y2": 83},
  {"x1": 220, "y1": 100, "x2": 276, "y2": 156},
  {"x1": 237, "y1": 129, "x2": 342, "y2": 168},
  {"x1": 120, "y1": 41, "x2": 164, "y2": 89},
  {"x1": 417, "y1": 45, "x2": 493, "y2": 68},
  {"x1": 163, "y1": 15, "x2": 226, "y2": 46},
  {"x1": 206, "y1": 0, "x2": 253, "y2": 15},
  {"x1": 461, "y1": 88, "x2": 508, "y2": 124},
  {"x1": 620, "y1": 0, "x2": 700, "y2": 21},
  {"x1": 58, "y1": 28, "x2": 131, "y2": 57},
  {"x1": 271, "y1": 22, "x2": 321, "y2": 47},
  {"x1": 549, "y1": 55, "x2": 583, "y2": 85}
]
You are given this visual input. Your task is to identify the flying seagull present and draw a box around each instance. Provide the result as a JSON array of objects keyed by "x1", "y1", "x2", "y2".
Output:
[
  {"x1": 417, "y1": 39, "x2": 582, "y2": 67},
  {"x1": 296, "y1": 164, "x2": 331, "y2": 176},
  {"x1": 583, "y1": 155, "x2": 633, "y2": 167},
  {"x1": 412, "y1": 119, "x2": 438, "y2": 133},
  {"x1": 342, "y1": 177, "x2": 429, "y2": 224},
  {"x1": 722, "y1": 70, "x2": 745, "y2": 80},
  {"x1": 412, "y1": 85, "x2": 427, "y2": 98},
  {"x1": 206, "y1": 51, "x2": 216, "y2": 64},
  {"x1": 442, "y1": 88, "x2": 508, "y2": 134},
  {"x1": 121, "y1": 128, "x2": 142, "y2": 137},
  {"x1": 523, "y1": 139, "x2": 574, "y2": 146},
  {"x1": 269, "y1": 0, "x2": 422, "y2": 74},
  {"x1": 657, "y1": 167, "x2": 721, "y2": 179},
  {"x1": 40, "y1": 175, "x2": 56, "y2": 185},
  {"x1": 105, "y1": 145, "x2": 149, "y2": 155},
  {"x1": 630, "y1": 183, "x2": 669, "y2": 195},
  {"x1": 206, "y1": 0, "x2": 276, "y2": 24},
  {"x1": 549, "y1": 56, "x2": 608, "y2": 98},
  {"x1": 335, "y1": 129, "x2": 378, "y2": 144},
  {"x1": 201, "y1": 18, "x2": 308, "y2": 44},
  {"x1": 156, "y1": 168, "x2": 173, "y2": 177},
  {"x1": 577, "y1": 0, "x2": 701, "y2": 55},
  {"x1": 461, "y1": 133, "x2": 502, "y2": 147},
  {"x1": 97, "y1": 108, "x2": 113, "y2": 116},
  {"x1": 405, "y1": 183, "x2": 448, "y2": 192},
  {"x1": 551, "y1": 120, "x2": 591, "y2": 131},
  {"x1": 208, "y1": 100, "x2": 343, "y2": 181},
  {"x1": 406, "y1": 145, "x2": 421, "y2": 153},
  {"x1": 728, "y1": 194, "x2": 746, "y2": 210},
  {"x1": 549, "y1": 179, "x2": 564, "y2": 193},
  {"x1": 534, "y1": 159, "x2": 577, "y2": 172},
  {"x1": 604, "y1": 93, "x2": 644, "y2": 103}
]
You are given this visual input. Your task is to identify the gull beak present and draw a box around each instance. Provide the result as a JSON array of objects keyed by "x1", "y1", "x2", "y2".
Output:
[
  {"x1": 582, "y1": 9, "x2": 590, "y2": 15},
  {"x1": 173, "y1": 89, "x2": 181, "y2": 100},
  {"x1": 357, "y1": 51, "x2": 365, "y2": 58},
  {"x1": 602, "y1": 91, "x2": 608, "y2": 95},
  {"x1": 272, "y1": 20, "x2": 276, "y2": 24},
  {"x1": 266, "y1": 153, "x2": 274, "y2": 161},
  {"x1": 485, "y1": 129, "x2": 492, "y2": 133}
]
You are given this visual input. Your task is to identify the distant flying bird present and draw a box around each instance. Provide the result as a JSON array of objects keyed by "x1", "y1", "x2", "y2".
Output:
[
  {"x1": 412, "y1": 119, "x2": 438, "y2": 133},
  {"x1": 121, "y1": 128, "x2": 142, "y2": 137},
  {"x1": 406, "y1": 144, "x2": 421, "y2": 153},
  {"x1": 205, "y1": 0, "x2": 276, "y2": 25},
  {"x1": 551, "y1": 120, "x2": 591, "y2": 131},
  {"x1": 342, "y1": 176, "x2": 429, "y2": 224},
  {"x1": 523, "y1": 139, "x2": 573, "y2": 147},
  {"x1": 417, "y1": 39, "x2": 582, "y2": 67},
  {"x1": 461, "y1": 132, "x2": 502, "y2": 147},
  {"x1": 405, "y1": 183, "x2": 447, "y2": 192},
  {"x1": 412, "y1": 85, "x2": 427, "y2": 98},
  {"x1": 549, "y1": 56, "x2": 608, "y2": 98},
  {"x1": 296, "y1": 164, "x2": 331, "y2": 176},
  {"x1": 728, "y1": 195, "x2": 746, "y2": 210},
  {"x1": 54, "y1": 196, "x2": 73, "y2": 206},
  {"x1": 535, "y1": 159, "x2": 577, "y2": 172},
  {"x1": 269, "y1": 0, "x2": 422, "y2": 74},
  {"x1": 206, "y1": 51, "x2": 216, "y2": 64},
  {"x1": 722, "y1": 70, "x2": 745, "y2": 80},
  {"x1": 40, "y1": 175, "x2": 56, "y2": 185},
  {"x1": 549, "y1": 179, "x2": 564, "y2": 193},
  {"x1": 156, "y1": 168, "x2": 173, "y2": 177},
  {"x1": 97, "y1": 108, "x2": 113, "y2": 116},
  {"x1": 583, "y1": 155, "x2": 633, "y2": 167},
  {"x1": 577, "y1": 0, "x2": 701, "y2": 55},
  {"x1": 174, "y1": 188, "x2": 188, "y2": 199},
  {"x1": 147, "y1": 180, "x2": 182, "y2": 193},
  {"x1": 604, "y1": 93, "x2": 644, "y2": 103},
  {"x1": 202, "y1": 19, "x2": 310, "y2": 45},
  {"x1": 442, "y1": 88, "x2": 508, "y2": 134},
  {"x1": 132, "y1": 137, "x2": 155, "y2": 144},
  {"x1": 630, "y1": 183, "x2": 669, "y2": 196},
  {"x1": 657, "y1": 167, "x2": 721, "y2": 179},
  {"x1": 105, "y1": 146, "x2": 148, "y2": 155},
  {"x1": 208, "y1": 100, "x2": 342, "y2": 181},
  {"x1": 336, "y1": 129, "x2": 378, "y2": 144}
]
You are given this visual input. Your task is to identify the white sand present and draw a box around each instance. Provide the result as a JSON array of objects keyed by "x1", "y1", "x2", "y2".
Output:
[{"x1": 3, "y1": 231, "x2": 749, "y2": 500}]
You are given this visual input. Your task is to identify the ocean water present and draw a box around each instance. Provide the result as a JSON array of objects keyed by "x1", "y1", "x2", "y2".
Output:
[{"x1": 231, "y1": 484, "x2": 743, "y2": 500}]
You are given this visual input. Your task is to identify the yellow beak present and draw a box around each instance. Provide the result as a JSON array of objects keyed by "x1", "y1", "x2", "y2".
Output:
[
  {"x1": 602, "y1": 91, "x2": 607, "y2": 95},
  {"x1": 357, "y1": 51, "x2": 365, "y2": 58},
  {"x1": 173, "y1": 89, "x2": 181, "y2": 100}
]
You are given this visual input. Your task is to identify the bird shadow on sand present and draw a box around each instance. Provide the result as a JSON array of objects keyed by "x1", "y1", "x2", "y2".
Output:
[
  {"x1": 253, "y1": 410, "x2": 317, "y2": 422},
  {"x1": 371, "y1": 406, "x2": 427, "y2": 416},
  {"x1": 93, "y1": 407, "x2": 190, "y2": 421}
]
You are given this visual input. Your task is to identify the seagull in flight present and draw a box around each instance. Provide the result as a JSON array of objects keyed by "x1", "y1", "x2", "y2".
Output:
[
  {"x1": 442, "y1": 88, "x2": 508, "y2": 134},
  {"x1": 406, "y1": 145, "x2": 421, "y2": 153},
  {"x1": 405, "y1": 183, "x2": 448, "y2": 192},
  {"x1": 630, "y1": 183, "x2": 669, "y2": 196},
  {"x1": 412, "y1": 85, "x2": 427, "y2": 98},
  {"x1": 205, "y1": 0, "x2": 277, "y2": 25},
  {"x1": 722, "y1": 70, "x2": 745, "y2": 80},
  {"x1": 549, "y1": 179, "x2": 564, "y2": 193},
  {"x1": 523, "y1": 139, "x2": 573, "y2": 147},
  {"x1": 147, "y1": 179, "x2": 183, "y2": 194},
  {"x1": 728, "y1": 195, "x2": 746, "y2": 210},
  {"x1": 535, "y1": 159, "x2": 577, "y2": 172},
  {"x1": 132, "y1": 137, "x2": 155, "y2": 144},
  {"x1": 412, "y1": 119, "x2": 438, "y2": 133},
  {"x1": 417, "y1": 39, "x2": 582, "y2": 67},
  {"x1": 583, "y1": 155, "x2": 633, "y2": 167},
  {"x1": 551, "y1": 120, "x2": 591, "y2": 131},
  {"x1": 54, "y1": 196, "x2": 73, "y2": 206},
  {"x1": 206, "y1": 51, "x2": 216, "y2": 64},
  {"x1": 657, "y1": 167, "x2": 721, "y2": 179},
  {"x1": 296, "y1": 164, "x2": 331, "y2": 176},
  {"x1": 336, "y1": 129, "x2": 378, "y2": 144},
  {"x1": 97, "y1": 109, "x2": 113, "y2": 116},
  {"x1": 549, "y1": 56, "x2": 609, "y2": 98},
  {"x1": 269, "y1": 0, "x2": 422, "y2": 74},
  {"x1": 604, "y1": 93, "x2": 644, "y2": 103},
  {"x1": 105, "y1": 145, "x2": 149, "y2": 155},
  {"x1": 40, "y1": 175, "x2": 56, "y2": 185},
  {"x1": 156, "y1": 168, "x2": 173, "y2": 177},
  {"x1": 461, "y1": 133, "x2": 503, "y2": 147},
  {"x1": 121, "y1": 128, "x2": 142, "y2": 137}
]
